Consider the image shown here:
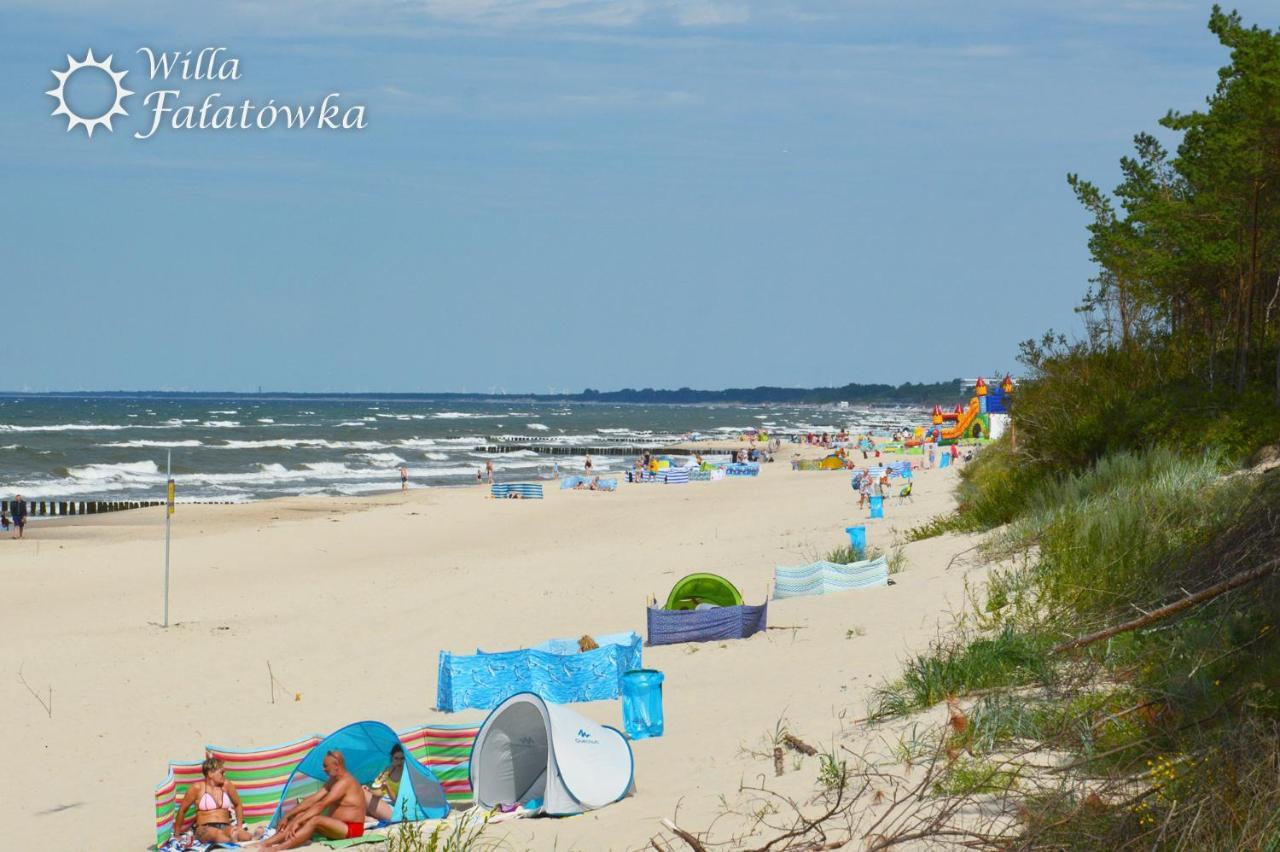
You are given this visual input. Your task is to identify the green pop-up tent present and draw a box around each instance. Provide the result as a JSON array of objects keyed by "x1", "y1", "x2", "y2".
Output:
[{"x1": 663, "y1": 573, "x2": 743, "y2": 611}]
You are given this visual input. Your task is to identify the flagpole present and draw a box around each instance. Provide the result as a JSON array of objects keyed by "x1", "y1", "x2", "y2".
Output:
[{"x1": 164, "y1": 450, "x2": 173, "y2": 627}]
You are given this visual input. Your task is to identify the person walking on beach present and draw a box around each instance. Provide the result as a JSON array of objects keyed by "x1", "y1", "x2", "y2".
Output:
[
  {"x1": 11, "y1": 495, "x2": 26, "y2": 539},
  {"x1": 485, "y1": 460, "x2": 494, "y2": 484},
  {"x1": 398, "y1": 465, "x2": 408, "y2": 491},
  {"x1": 584, "y1": 453, "x2": 593, "y2": 472}
]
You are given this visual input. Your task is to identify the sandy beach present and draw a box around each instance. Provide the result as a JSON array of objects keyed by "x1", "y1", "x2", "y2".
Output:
[{"x1": 2, "y1": 444, "x2": 982, "y2": 851}]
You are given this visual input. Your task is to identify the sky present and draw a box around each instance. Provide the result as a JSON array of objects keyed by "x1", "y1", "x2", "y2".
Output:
[{"x1": 0, "y1": 1, "x2": 1274, "y2": 393}]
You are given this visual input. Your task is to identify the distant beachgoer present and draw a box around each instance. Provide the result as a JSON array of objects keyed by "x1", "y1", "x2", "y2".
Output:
[
  {"x1": 0, "y1": 511, "x2": 8, "y2": 531},
  {"x1": 398, "y1": 465, "x2": 408, "y2": 491},
  {"x1": 475, "y1": 468, "x2": 483, "y2": 485},
  {"x1": 584, "y1": 453, "x2": 593, "y2": 472},
  {"x1": 172, "y1": 756, "x2": 263, "y2": 845},
  {"x1": 950, "y1": 444, "x2": 959, "y2": 463},
  {"x1": 485, "y1": 461, "x2": 494, "y2": 484},
  {"x1": 11, "y1": 496, "x2": 26, "y2": 539},
  {"x1": 363, "y1": 744, "x2": 405, "y2": 823},
  {"x1": 262, "y1": 751, "x2": 367, "y2": 849}
]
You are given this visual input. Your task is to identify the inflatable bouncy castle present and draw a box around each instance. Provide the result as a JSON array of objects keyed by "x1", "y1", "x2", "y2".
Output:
[{"x1": 909, "y1": 375, "x2": 1013, "y2": 446}]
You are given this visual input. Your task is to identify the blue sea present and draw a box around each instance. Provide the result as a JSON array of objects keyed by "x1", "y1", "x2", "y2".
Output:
[{"x1": 0, "y1": 396, "x2": 923, "y2": 502}]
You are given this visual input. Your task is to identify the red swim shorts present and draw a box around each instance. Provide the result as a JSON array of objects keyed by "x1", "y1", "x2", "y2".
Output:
[{"x1": 345, "y1": 822, "x2": 364, "y2": 839}]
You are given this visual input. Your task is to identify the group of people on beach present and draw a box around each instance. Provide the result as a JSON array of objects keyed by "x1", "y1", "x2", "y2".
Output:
[{"x1": 171, "y1": 745, "x2": 408, "y2": 849}]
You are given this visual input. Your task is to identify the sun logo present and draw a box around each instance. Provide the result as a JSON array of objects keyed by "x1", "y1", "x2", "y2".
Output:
[{"x1": 46, "y1": 50, "x2": 133, "y2": 138}]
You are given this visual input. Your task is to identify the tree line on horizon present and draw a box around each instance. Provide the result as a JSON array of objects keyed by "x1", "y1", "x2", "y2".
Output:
[{"x1": 11, "y1": 379, "x2": 969, "y2": 405}]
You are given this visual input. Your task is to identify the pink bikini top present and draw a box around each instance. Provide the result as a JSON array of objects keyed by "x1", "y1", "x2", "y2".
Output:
[{"x1": 198, "y1": 787, "x2": 232, "y2": 811}]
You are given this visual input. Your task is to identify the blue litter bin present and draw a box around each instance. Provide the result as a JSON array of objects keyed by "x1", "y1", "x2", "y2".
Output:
[
  {"x1": 869, "y1": 496, "x2": 884, "y2": 519},
  {"x1": 939, "y1": 452, "x2": 951, "y2": 469},
  {"x1": 844, "y1": 525, "x2": 866, "y2": 557},
  {"x1": 621, "y1": 669, "x2": 665, "y2": 739}
]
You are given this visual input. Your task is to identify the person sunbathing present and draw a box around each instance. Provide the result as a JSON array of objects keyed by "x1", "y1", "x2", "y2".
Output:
[
  {"x1": 172, "y1": 756, "x2": 263, "y2": 845},
  {"x1": 263, "y1": 750, "x2": 367, "y2": 849},
  {"x1": 363, "y1": 744, "x2": 405, "y2": 822}
]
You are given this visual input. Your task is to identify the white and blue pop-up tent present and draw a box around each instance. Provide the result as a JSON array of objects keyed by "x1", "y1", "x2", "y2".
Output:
[{"x1": 469, "y1": 692, "x2": 634, "y2": 816}]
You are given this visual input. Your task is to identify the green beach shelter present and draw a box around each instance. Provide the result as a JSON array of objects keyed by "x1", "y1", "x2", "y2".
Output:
[{"x1": 664, "y1": 573, "x2": 744, "y2": 611}]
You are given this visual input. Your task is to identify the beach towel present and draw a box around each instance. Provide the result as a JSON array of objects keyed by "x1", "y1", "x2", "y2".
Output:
[
  {"x1": 772, "y1": 556, "x2": 890, "y2": 599},
  {"x1": 316, "y1": 834, "x2": 387, "y2": 848}
]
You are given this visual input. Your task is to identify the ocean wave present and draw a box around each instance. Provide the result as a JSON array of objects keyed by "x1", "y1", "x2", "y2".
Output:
[
  {"x1": 526, "y1": 423, "x2": 550, "y2": 431},
  {"x1": 213, "y1": 438, "x2": 391, "y2": 450},
  {"x1": 433, "y1": 412, "x2": 507, "y2": 419},
  {"x1": 202, "y1": 420, "x2": 241, "y2": 428},
  {"x1": 0, "y1": 423, "x2": 142, "y2": 432},
  {"x1": 423, "y1": 452, "x2": 449, "y2": 461},
  {"x1": 97, "y1": 440, "x2": 204, "y2": 448},
  {"x1": 66, "y1": 460, "x2": 163, "y2": 482},
  {"x1": 353, "y1": 452, "x2": 407, "y2": 466}
]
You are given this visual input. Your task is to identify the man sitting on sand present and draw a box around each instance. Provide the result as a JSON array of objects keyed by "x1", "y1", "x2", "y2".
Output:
[{"x1": 263, "y1": 751, "x2": 367, "y2": 849}]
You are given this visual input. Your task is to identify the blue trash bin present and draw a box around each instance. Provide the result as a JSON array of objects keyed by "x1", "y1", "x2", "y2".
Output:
[
  {"x1": 939, "y1": 452, "x2": 951, "y2": 469},
  {"x1": 869, "y1": 496, "x2": 884, "y2": 519},
  {"x1": 844, "y1": 525, "x2": 866, "y2": 557},
  {"x1": 621, "y1": 669, "x2": 665, "y2": 740}
]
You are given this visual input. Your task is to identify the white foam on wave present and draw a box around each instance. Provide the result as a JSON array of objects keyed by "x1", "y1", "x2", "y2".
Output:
[
  {"x1": 469, "y1": 449, "x2": 539, "y2": 459},
  {"x1": 209, "y1": 410, "x2": 238, "y2": 415},
  {"x1": 67, "y1": 460, "x2": 163, "y2": 482},
  {"x1": 423, "y1": 452, "x2": 449, "y2": 461},
  {"x1": 526, "y1": 423, "x2": 550, "y2": 431},
  {"x1": 257, "y1": 418, "x2": 275, "y2": 423},
  {"x1": 433, "y1": 412, "x2": 506, "y2": 420},
  {"x1": 335, "y1": 421, "x2": 368, "y2": 427},
  {"x1": 0, "y1": 423, "x2": 141, "y2": 432},
  {"x1": 202, "y1": 420, "x2": 241, "y2": 428},
  {"x1": 215, "y1": 438, "x2": 391, "y2": 450},
  {"x1": 98, "y1": 440, "x2": 204, "y2": 448},
  {"x1": 353, "y1": 452, "x2": 407, "y2": 466}
]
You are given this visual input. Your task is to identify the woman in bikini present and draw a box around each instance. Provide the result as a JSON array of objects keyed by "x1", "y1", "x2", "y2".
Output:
[
  {"x1": 172, "y1": 756, "x2": 263, "y2": 844},
  {"x1": 363, "y1": 744, "x2": 406, "y2": 822}
]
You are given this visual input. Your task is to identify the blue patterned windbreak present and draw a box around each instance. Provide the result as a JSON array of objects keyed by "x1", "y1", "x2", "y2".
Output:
[
  {"x1": 773, "y1": 556, "x2": 889, "y2": 598},
  {"x1": 436, "y1": 632, "x2": 643, "y2": 713}
]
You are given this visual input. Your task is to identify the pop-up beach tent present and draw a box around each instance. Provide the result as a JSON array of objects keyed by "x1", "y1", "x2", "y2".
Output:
[
  {"x1": 664, "y1": 572, "x2": 743, "y2": 610},
  {"x1": 269, "y1": 721, "x2": 450, "y2": 827},
  {"x1": 649, "y1": 573, "x2": 767, "y2": 645},
  {"x1": 470, "y1": 693, "x2": 634, "y2": 816}
]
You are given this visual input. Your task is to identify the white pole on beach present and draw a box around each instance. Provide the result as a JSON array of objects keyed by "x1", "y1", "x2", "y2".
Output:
[{"x1": 163, "y1": 450, "x2": 173, "y2": 628}]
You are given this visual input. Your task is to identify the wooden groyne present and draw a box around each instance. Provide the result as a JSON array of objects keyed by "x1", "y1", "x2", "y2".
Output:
[
  {"x1": 473, "y1": 444, "x2": 703, "y2": 458},
  {"x1": 0, "y1": 499, "x2": 234, "y2": 517}
]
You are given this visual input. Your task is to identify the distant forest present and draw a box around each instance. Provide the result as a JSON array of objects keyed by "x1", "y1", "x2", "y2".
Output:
[{"x1": 3, "y1": 379, "x2": 968, "y2": 405}]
